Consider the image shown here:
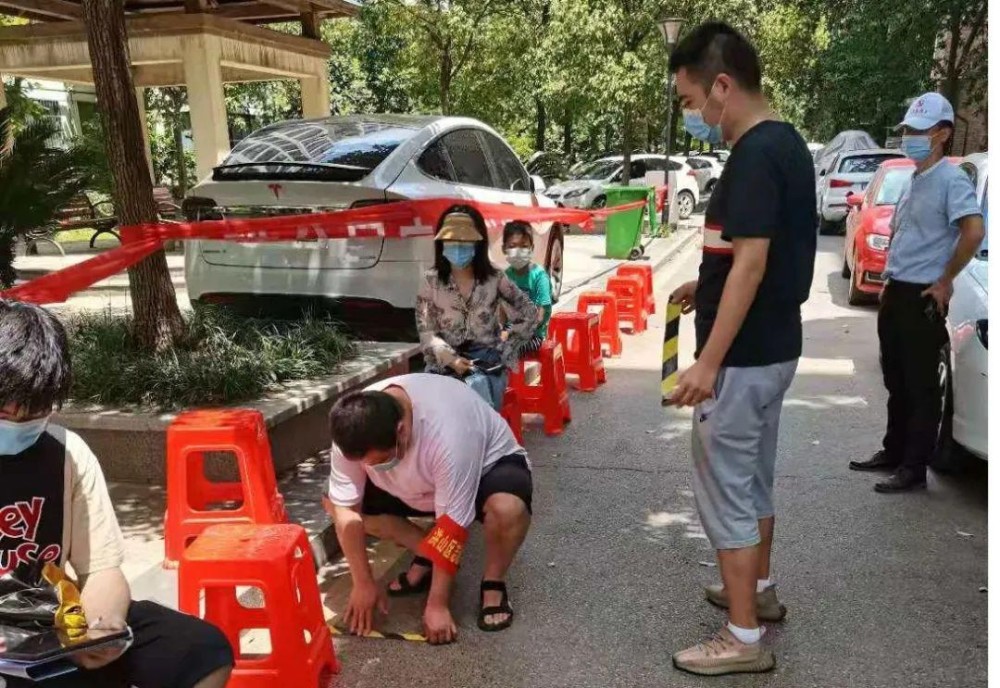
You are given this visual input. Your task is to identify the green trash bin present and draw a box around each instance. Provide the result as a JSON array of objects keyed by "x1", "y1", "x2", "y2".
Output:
[{"x1": 604, "y1": 185, "x2": 650, "y2": 259}]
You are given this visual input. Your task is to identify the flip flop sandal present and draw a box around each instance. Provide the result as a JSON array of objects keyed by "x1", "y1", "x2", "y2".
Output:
[
  {"x1": 478, "y1": 580, "x2": 514, "y2": 632},
  {"x1": 387, "y1": 555, "x2": 433, "y2": 597}
]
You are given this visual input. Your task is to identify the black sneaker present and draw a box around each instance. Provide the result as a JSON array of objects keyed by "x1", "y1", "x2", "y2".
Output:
[
  {"x1": 874, "y1": 468, "x2": 927, "y2": 493},
  {"x1": 849, "y1": 451, "x2": 899, "y2": 472}
]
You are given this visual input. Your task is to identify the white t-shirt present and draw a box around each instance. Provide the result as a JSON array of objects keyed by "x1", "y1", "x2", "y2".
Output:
[{"x1": 327, "y1": 374, "x2": 527, "y2": 527}]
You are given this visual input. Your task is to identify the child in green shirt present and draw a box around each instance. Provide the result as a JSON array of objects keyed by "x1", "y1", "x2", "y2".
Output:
[{"x1": 501, "y1": 221, "x2": 552, "y2": 354}]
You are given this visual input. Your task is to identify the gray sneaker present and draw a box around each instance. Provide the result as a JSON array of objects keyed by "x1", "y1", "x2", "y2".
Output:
[
  {"x1": 673, "y1": 626, "x2": 776, "y2": 676},
  {"x1": 704, "y1": 584, "x2": 787, "y2": 622}
]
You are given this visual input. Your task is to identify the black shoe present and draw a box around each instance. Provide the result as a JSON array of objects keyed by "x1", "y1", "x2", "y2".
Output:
[
  {"x1": 874, "y1": 468, "x2": 927, "y2": 493},
  {"x1": 849, "y1": 451, "x2": 899, "y2": 472}
]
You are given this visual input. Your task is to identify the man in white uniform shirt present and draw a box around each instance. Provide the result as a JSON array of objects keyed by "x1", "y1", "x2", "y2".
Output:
[{"x1": 326, "y1": 373, "x2": 532, "y2": 644}]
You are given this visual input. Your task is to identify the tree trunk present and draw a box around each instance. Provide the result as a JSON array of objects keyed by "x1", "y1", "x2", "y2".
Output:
[
  {"x1": 604, "y1": 123, "x2": 612, "y2": 156},
  {"x1": 562, "y1": 116, "x2": 572, "y2": 159},
  {"x1": 621, "y1": 106, "x2": 633, "y2": 185},
  {"x1": 440, "y1": 45, "x2": 452, "y2": 115},
  {"x1": 0, "y1": 235, "x2": 16, "y2": 289},
  {"x1": 940, "y1": 12, "x2": 963, "y2": 112},
  {"x1": 82, "y1": 0, "x2": 185, "y2": 351},
  {"x1": 535, "y1": 97, "x2": 546, "y2": 152}
]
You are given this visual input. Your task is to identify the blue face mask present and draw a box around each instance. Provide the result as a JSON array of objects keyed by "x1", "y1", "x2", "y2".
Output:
[
  {"x1": 442, "y1": 243, "x2": 477, "y2": 268},
  {"x1": 0, "y1": 416, "x2": 50, "y2": 456},
  {"x1": 683, "y1": 110, "x2": 724, "y2": 145},
  {"x1": 901, "y1": 135, "x2": 933, "y2": 163},
  {"x1": 683, "y1": 78, "x2": 727, "y2": 145}
]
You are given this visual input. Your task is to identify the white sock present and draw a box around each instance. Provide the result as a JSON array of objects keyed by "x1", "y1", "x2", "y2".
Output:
[
  {"x1": 756, "y1": 578, "x2": 773, "y2": 593},
  {"x1": 727, "y1": 622, "x2": 763, "y2": 645}
]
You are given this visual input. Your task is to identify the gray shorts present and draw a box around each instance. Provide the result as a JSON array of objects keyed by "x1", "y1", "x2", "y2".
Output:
[{"x1": 691, "y1": 360, "x2": 797, "y2": 550}]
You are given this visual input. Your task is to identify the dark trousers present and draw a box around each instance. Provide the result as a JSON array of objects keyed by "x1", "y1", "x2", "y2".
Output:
[{"x1": 878, "y1": 280, "x2": 948, "y2": 473}]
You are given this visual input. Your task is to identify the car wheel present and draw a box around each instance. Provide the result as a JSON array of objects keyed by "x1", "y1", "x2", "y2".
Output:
[
  {"x1": 545, "y1": 227, "x2": 565, "y2": 303},
  {"x1": 841, "y1": 254, "x2": 851, "y2": 279},
  {"x1": 591, "y1": 195, "x2": 606, "y2": 209},
  {"x1": 677, "y1": 191, "x2": 695, "y2": 219},
  {"x1": 818, "y1": 218, "x2": 839, "y2": 235},
  {"x1": 846, "y1": 251, "x2": 868, "y2": 306},
  {"x1": 930, "y1": 344, "x2": 960, "y2": 473}
]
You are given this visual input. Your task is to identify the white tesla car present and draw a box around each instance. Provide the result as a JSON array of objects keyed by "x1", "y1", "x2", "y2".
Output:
[
  {"x1": 935, "y1": 152, "x2": 988, "y2": 466},
  {"x1": 542, "y1": 154, "x2": 700, "y2": 219},
  {"x1": 182, "y1": 115, "x2": 564, "y2": 334}
]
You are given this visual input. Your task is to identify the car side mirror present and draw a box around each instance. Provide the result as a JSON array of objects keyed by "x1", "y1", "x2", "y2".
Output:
[
  {"x1": 529, "y1": 175, "x2": 546, "y2": 193},
  {"x1": 847, "y1": 193, "x2": 863, "y2": 208}
]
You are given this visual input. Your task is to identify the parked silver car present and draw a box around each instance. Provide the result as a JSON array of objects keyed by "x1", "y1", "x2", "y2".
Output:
[{"x1": 817, "y1": 148, "x2": 904, "y2": 234}]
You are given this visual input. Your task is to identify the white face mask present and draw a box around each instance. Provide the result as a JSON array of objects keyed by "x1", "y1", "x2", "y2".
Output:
[{"x1": 505, "y1": 247, "x2": 533, "y2": 270}]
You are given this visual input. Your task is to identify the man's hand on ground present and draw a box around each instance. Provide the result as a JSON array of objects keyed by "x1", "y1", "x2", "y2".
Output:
[
  {"x1": 344, "y1": 580, "x2": 388, "y2": 636},
  {"x1": 669, "y1": 280, "x2": 698, "y2": 314},
  {"x1": 922, "y1": 278, "x2": 954, "y2": 315},
  {"x1": 423, "y1": 603, "x2": 457, "y2": 645},
  {"x1": 669, "y1": 360, "x2": 719, "y2": 408},
  {"x1": 73, "y1": 617, "x2": 128, "y2": 670}
]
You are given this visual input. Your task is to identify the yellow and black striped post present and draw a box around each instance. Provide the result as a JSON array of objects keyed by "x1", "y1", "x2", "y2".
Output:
[
  {"x1": 330, "y1": 624, "x2": 427, "y2": 642},
  {"x1": 661, "y1": 302, "x2": 682, "y2": 406}
]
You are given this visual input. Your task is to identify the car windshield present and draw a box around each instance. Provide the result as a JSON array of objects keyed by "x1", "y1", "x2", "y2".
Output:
[
  {"x1": 571, "y1": 160, "x2": 620, "y2": 180},
  {"x1": 215, "y1": 119, "x2": 416, "y2": 181},
  {"x1": 875, "y1": 169, "x2": 914, "y2": 205},
  {"x1": 839, "y1": 154, "x2": 902, "y2": 174}
]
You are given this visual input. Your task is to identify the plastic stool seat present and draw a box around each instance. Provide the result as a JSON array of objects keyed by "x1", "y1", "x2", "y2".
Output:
[
  {"x1": 508, "y1": 340, "x2": 572, "y2": 435},
  {"x1": 548, "y1": 312, "x2": 606, "y2": 392},
  {"x1": 179, "y1": 524, "x2": 338, "y2": 687},
  {"x1": 607, "y1": 275, "x2": 648, "y2": 334},
  {"x1": 500, "y1": 387, "x2": 524, "y2": 443},
  {"x1": 164, "y1": 409, "x2": 287, "y2": 568},
  {"x1": 577, "y1": 291, "x2": 623, "y2": 357},
  {"x1": 616, "y1": 264, "x2": 656, "y2": 315}
]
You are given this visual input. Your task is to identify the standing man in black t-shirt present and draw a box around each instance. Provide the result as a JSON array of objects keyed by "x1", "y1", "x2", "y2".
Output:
[{"x1": 664, "y1": 23, "x2": 816, "y2": 676}]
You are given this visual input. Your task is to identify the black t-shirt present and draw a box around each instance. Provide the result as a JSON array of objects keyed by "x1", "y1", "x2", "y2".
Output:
[{"x1": 695, "y1": 120, "x2": 817, "y2": 367}]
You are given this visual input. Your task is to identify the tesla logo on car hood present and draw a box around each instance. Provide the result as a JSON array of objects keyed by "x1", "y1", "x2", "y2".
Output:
[{"x1": 267, "y1": 183, "x2": 283, "y2": 199}]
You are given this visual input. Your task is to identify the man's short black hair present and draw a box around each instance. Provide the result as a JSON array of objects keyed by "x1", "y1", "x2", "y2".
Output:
[
  {"x1": 329, "y1": 390, "x2": 402, "y2": 459},
  {"x1": 668, "y1": 21, "x2": 762, "y2": 93},
  {"x1": 502, "y1": 221, "x2": 534, "y2": 247},
  {"x1": 0, "y1": 300, "x2": 72, "y2": 416}
]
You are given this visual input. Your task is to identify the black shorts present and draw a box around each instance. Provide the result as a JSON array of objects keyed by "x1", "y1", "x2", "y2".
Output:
[
  {"x1": 361, "y1": 453, "x2": 532, "y2": 522},
  {"x1": 6, "y1": 600, "x2": 234, "y2": 688}
]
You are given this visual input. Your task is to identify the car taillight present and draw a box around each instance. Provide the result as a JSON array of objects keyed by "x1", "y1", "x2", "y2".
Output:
[
  {"x1": 829, "y1": 179, "x2": 853, "y2": 188},
  {"x1": 182, "y1": 196, "x2": 221, "y2": 221},
  {"x1": 977, "y1": 319, "x2": 987, "y2": 348}
]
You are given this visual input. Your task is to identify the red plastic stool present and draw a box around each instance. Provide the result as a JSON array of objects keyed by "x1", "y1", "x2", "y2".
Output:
[
  {"x1": 500, "y1": 387, "x2": 524, "y2": 444},
  {"x1": 576, "y1": 291, "x2": 623, "y2": 358},
  {"x1": 607, "y1": 275, "x2": 648, "y2": 334},
  {"x1": 164, "y1": 409, "x2": 287, "y2": 568},
  {"x1": 548, "y1": 312, "x2": 606, "y2": 392},
  {"x1": 179, "y1": 524, "x2": 338, "y2": 687},
  {"x1": 616, "y1": 264, "x2": 656, "y2": 315},
  {"x1": 508, "y1": 340, "x2": 572, "y2": 435}
]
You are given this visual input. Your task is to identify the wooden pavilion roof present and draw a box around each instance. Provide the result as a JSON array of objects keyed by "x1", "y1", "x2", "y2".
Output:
[{"x1": 0, "y1": 0, "x2": 358, "y2": 27}]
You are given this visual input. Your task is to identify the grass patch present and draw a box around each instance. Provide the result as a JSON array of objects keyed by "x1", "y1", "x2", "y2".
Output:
[
  {"x1": 67, "y1": 307, "x2": 357, "y2": 411},
  {"x1": 53, "y1": 228, "x2": 98, "y2": 244}
]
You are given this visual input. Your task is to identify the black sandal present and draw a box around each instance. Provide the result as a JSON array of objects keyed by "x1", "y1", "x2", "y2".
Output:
[
  {"x1": 478, "y1": 580, "x2": 514, "y2": 632},
  {"x1": 387, "y1": 556, "x2": 433, "y2": 597}
]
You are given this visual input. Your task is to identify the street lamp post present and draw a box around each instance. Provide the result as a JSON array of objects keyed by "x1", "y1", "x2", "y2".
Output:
[{"x1": 658, "y1": 16, "x2": 683, "y2": 157}]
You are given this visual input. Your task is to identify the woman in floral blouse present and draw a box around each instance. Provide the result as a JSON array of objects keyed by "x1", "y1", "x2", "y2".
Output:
[{"x1": 416, "y1": 205, "x2": 539, "y2": 410}]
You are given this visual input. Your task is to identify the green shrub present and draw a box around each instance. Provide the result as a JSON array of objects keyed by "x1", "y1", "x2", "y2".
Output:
[{"x1": 67, "y1": 308, "x2": 357, "y2": 411}]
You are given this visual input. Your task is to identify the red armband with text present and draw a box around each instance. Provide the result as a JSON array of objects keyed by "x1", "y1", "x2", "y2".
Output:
[{"x1": 418, "y1": 515, "x2": 469, "y2": 575}]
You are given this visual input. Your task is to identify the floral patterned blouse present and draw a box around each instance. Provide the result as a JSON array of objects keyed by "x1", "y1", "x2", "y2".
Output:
[{"x1": 416, "y1": 268, "x2": 539, "y2": 371}]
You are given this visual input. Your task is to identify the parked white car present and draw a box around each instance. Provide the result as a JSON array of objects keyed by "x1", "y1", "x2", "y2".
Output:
[
  {"x1": 183, "y1": 115, "x2": 564, "y2": 333},
  {"x1": 543, "y1": 154, "x2": 700, "y2": 219},
  {"x1": 687, "y1": 155, "x2": 724, "y2": 193},
  {"x1": 936, "y1": 152, "x2": 988, "y2": 465},
  {"x1": 817, "y1": 148, "x2": 904, "y2": 234}
]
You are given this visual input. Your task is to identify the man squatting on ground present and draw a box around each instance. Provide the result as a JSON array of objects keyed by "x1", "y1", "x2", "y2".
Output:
[{"x1": 325, "y1": 373, "x2": 533, "y2": 644}]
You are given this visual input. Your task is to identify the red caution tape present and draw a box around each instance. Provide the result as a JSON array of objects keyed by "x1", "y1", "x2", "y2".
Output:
[{"x1": 1, "y1": 196, "x2": 652, "y2": 306}]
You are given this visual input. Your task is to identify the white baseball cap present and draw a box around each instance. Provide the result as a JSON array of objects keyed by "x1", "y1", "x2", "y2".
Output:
[{"x1": 897, "y1": 92, "x2": 955, "y2": 131}]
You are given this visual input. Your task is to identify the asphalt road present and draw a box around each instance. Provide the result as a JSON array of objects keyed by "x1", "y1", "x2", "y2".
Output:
[{"x1": 330, "y1": 235, "x2": 987, "y2": 688}]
